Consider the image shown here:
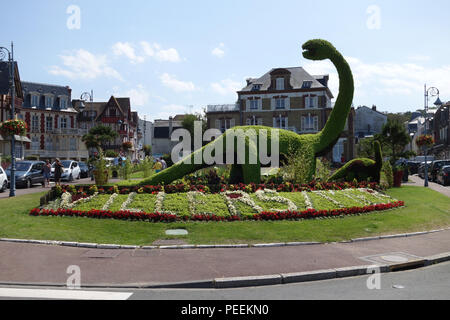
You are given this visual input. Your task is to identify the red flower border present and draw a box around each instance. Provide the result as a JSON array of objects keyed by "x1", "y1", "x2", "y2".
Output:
[{"x1": 30, "y1": 201, "x2": 405, "y2": 223}]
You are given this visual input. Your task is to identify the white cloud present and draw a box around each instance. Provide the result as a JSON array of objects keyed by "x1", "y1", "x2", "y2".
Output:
[
  {"x1": 211, "y1": 43, "x2": 225, "y2": 58},
  {"x1": 141, "y1": 41, "x2": 181, "y2": 62},
  {"x1": 211, "y1": 79, "x2": 241, "y2": 96},
  {"x1": 160, "y1": 73, "x2": 196, "y2": 92},
  {"x1": 124, "y1": 85, "x2": 150, "y2": 107},
  {"x1": 303, "y1": 56, "x2": 450, "y2": 104},
  {"x1": 49, "y1": 49, "x2": 122, "y2": 80},
  {"x1": 112, "y1": 42, "x2": 145, "y2": 64}
]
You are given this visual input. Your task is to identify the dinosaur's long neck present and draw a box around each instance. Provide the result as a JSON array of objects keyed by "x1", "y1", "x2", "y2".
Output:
[{"x1": 315, "y1": 51, "x2": 354, "y2": 154}]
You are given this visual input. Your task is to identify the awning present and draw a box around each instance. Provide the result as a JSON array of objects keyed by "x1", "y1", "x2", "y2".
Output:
[{"x1": 0, "y1": 134, "x2": 31, "y2": 143}]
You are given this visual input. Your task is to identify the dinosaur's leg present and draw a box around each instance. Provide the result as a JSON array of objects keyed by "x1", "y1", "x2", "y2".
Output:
[
  {"x1": 229, "y1": 164, "x2": 243, "y2": 184},
  {"x1": 241, "y1": 163, "x2": 261, "y2": 184}
]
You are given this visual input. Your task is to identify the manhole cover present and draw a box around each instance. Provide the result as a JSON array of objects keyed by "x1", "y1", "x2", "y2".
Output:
[
  {"x1": 165, "y1": 229, "x2": 188, "y2": 236},
  {"x1": 81, "y1": 250, "x2": 122, "y2": 259},
  {"x1": 380, "y1": 255, "x2": 409, "y2": 263},
  {"x1": 360, "y1": 252, "x2": 423, "y2": 265}
]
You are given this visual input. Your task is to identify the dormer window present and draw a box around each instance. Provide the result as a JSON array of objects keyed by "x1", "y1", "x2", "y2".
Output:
[
  {"x1": 252, "y1": 84, "x2": 261, "y2": 91},
  {"x1": 60, "y1": 97, "x2": 67, "y2": 109},
  {"x1": 31, "y1": 95, "x2": 39, "y2": 107},
  {"x1": 302, "y1": 81, "x2": 313, "y2": 89},
  {"x1": 276, "y1": 78, "x2": 284, "y2": 90},
  {"x1": 45, "y1": 96, "x2": 53, "y2": 108}
]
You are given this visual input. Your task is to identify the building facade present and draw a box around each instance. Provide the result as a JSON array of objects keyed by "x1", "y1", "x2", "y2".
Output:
[
  {"x1": 137, "y1": 117, "x2": 153, "y2": 159},
  {"x1": 432, "y1": 102, "x2": 450, "y2": 159},
  {"x1": 152, "y1": 116, "x2": 183, "y2": 157},
  {"x1": 354, "y1": 105, "x2": 387, "y2": 138},
  {"x1": 21, "y1": 81, "x2": 89, "y2": 161},
  {"x1": 206, "y1": 67, "x2": 355, "y2": 163},
  {"x1": 74, "y1": 96, "x2": 139, "y2": 160}
]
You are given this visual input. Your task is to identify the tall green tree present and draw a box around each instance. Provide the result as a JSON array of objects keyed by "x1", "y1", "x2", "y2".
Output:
[
  {"x1": 82, "y1": 125, "x2": 119, "y2": 153},
  {"x1": 376, "y1": 119, "x2": 411, "y2": 164},
  {"x1": 181, "y1": 113, "x2": 207, "y2": 150}
]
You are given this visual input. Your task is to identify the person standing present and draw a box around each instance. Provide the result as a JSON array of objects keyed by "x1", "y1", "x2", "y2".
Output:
[
  {"x1": 43, "y1": 160, "x2": 51, "y2": 187},
  {"x1": 54, "y1": 158, "x2": 63, "y2": 186}
]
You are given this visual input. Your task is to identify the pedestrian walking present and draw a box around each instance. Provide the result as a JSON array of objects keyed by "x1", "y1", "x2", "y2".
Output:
[
  {"x1": 43, "y1": 160, "x2": 51, "y2": 187},
  {"x1": 54, "y1": 158, "x2": 63, "y2": 186}
]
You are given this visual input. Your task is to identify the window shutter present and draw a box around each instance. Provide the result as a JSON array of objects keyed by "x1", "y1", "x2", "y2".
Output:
[{"x1": 273, "y1": 118, "x2": 276, "y2": 128}]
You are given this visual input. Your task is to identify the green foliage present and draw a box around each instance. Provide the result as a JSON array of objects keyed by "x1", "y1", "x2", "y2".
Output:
[
  {"x1": 104, "y1": 150, "x2": 118, "y2": 158},
  {"x1": 120, "y1": 159, "x2": 133, "y2": 180},
  {"x1": 82, "y1": 125, "x2": 119, "y2": 152},
  {"x1": 315, "y1": 158, "x2": 331, "y2": 182},
  {"x1": 329, "y1": 141, "x2": 382, "y2": 183},
  {"x1": 143, "y1": 145, "x2": 152, "y2": 157},
  {"x1": 140, "y1": 39, "x2": 354, "y2": 186},
  {"x1": 382, "y1": 161, "x2": 394, "y2": 188},
  {"x1": 93, "y1": 150, "x2": 109, "y2": 185},
  {"x1": 141, "y1": 156, "x2": 153, "y2": 179},
  {"x1": 280, "y1": 142, "x2": 314, "y2": 184},
  {"x1": 376, "y1": 119, "x2": 411, "y2": 164}
]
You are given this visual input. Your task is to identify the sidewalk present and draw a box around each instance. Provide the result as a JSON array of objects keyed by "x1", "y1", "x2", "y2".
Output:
[
  {"x1": 407, "y1": 174, "x2": 450, "y2": 198},
  {"x1": 0, "y1": 230, "x2": 449, "y2": 287}
]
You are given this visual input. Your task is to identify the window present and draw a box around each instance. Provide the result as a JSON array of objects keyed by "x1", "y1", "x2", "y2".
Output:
[
  {"x1": 45, "y1": 96, "x2": 53, "y2": 108},
  {"x1": 60, "y1": 98, "x2": 67, "y2": 109},
  {"x1": 70, "y1": 138, "x2": 77, "y2": 151},
  {"x1": 276, "y1": 78, "x2": 284, "y2": 90},
  {"x1": 46, "y1": 117, "x2": 53, "y2": 132},
  {"x1": 250, "y1": 100, "x2": 259, "y2": 110},
  {"x1": 275, "y1": 98, "x2": 285, "y2": 110},
  {"x1": 31, "y1": 95, "x2": 39, "y2": 107},
  {"x1": 31, "y1": 115, "x2": 39, "y2": 132},
  {"x1": 45, "y1": 136, "x2": 53, "y2": 150},
  {"x1": 306, "y1": 95, "x2": 316, "y2": 108},
  {"x1": 302, "y1": 81, "x2": 312, "y2": 89},
  {"x1": 60, "y1": 117, "x2": 67, "y2": 129},
  {"x1": 31, "y1": 136, "x2": 39, "y2": 150},
  {"x1": 274, "y1": 117, "x2": 288, "y2": 129},
  {"x1": 301, "y1": 114, "x2": 319, "y2": 132},
  {"x1": 252, "y1": 84, "x2": 261, "y2": 91}
]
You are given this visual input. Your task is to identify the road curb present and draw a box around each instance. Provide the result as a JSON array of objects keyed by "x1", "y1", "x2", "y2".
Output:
[
  {"x1": 0, "y1": 252, "x2": 448, "y2": 290},
  {"x1": 0, "y1": 227, "x2": 448, "y2": 251}
]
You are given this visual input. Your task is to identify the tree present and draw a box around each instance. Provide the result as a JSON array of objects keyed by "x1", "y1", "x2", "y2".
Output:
[
  {"x1": 181, "y1": 113, "x2": 207, "y2": 150},
  {"x1": 82, "y1": 125, "x2": 119, "y2": 153},
  {"x1": 376, "y1": 119, "x2": 411, "y2": 164},
  {"x1": 143, "y1": 145, "x2": 152, "y2": 157}
]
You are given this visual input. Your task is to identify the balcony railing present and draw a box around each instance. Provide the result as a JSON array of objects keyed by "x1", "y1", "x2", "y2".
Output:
[
  {"x1": 207, "y1": 104, "x2": 240, "y2": 113},
  {"x1": 24, "y1": 149, "x2": 89, "y2": 159}
]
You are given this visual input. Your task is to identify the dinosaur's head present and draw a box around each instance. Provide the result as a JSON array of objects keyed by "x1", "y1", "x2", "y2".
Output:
[{"x1": 302, "y1": 39, "x2": 335, "y2": 61}]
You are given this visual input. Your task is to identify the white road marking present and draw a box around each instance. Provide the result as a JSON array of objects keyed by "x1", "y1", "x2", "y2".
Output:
[{"x1": 0, "y1": 288, "x2": 133, "y2": 300}]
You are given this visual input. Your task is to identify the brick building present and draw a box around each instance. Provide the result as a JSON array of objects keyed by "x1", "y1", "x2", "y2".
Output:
[{"x1": 206, "y1": 67, "x2": 355, "y2": 163}]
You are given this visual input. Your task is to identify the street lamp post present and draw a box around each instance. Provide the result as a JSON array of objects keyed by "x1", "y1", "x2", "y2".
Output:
[
  {"x1": 80, "y1": 90, "x2": 94, "y2": 129},
  {"x1": 1, "y1": 43, "x2": 16, "y2": 197},
  {"x1": 423, "y1": 84, "x2": 442, "y2": 187}
]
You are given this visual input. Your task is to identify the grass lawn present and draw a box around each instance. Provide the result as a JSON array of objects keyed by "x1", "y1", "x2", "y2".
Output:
[{"x1": 0, "y1": 186, "x2": 448, "y2": 245}]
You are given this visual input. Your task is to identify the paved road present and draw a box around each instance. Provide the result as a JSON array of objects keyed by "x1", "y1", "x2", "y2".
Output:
[
  {"x1": 0, "y1": 261, "x2": 448, "y2": 300},
  {"x1": 0, "y1": 230, "x2": 449, "y2": 286},
  {"x1": 408, "y1": 174, "x2": 450, "y2": 197},
  {"x1": 0, "y1": 177, "x2": 94, "y2": 199}
]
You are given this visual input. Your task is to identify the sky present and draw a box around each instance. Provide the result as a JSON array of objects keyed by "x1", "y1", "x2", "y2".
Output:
[{"x1": 1, "y1": 0, "x2": 450, "y2": 121}]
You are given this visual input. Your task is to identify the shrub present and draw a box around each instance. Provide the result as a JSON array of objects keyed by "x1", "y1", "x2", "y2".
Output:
[
  {"x1": 382, "y1": 161, "x2": 394, "y2": 188},
  {"x1": 280, "y1": 142, "x2": 313, "y2": 184},
  {"x1": 315, "y1": 158, "x2": 331, "y2": 182}
]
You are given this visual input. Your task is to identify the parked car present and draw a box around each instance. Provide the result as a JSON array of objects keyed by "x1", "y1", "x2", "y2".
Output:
[
  {"x1": 407, "y1": 161, "x2": 421, "y2": 175},
  {"x1": 436, "y1": 166, "x2": 450, "y2": 186},
  {"x1": 429, "y1": 160, "x2": 450, "y2": 182},
  {"x1": 418, "y1": 161, "x2": 433, "y2": 179},
  {"x1": 0, "y1": 166, "x2": 8, "y2": 192},
  {"x1": 50, "y1": 160, "x2": 81, "y2": 182},
  {"x1": 78, "y1": 161, "x2": 90, "y2": 179},
  {"x1": 5, "y1": 161, "x2": 45, "y2": 188}
]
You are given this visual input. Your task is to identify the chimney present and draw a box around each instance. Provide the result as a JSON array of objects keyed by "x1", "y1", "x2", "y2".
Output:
[
  {"x1": 372, "y1": 105, "x2": 377, "y2": 111},
  {"x1": 66, "y1": 86, "x2": 72, "y2": 99},
  {"x1": 246, "y1": 78, "x2": 252, "y2": 86},
  {"x1": 169, "y1": 116, "x2": 173, "y2": 137}
]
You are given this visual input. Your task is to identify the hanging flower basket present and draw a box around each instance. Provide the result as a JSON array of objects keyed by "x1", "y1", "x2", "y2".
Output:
[
  {"x1": 0, "y1": 119, "x2": 28, "y2": 137},
  {"x1": 416, "y1": 135, "x2": 434, "y2": 148},
  {"x1": 122, "y1": 141, "x2": 133, "y2": 150}
]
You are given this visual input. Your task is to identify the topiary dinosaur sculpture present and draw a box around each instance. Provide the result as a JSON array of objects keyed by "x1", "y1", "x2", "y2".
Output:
[
  {"x1": 328, "y1": 141, "x2": 383, "y2": 183},
  {"x1": 140, "y1": 39, "x2": 354, "y2": 185}
]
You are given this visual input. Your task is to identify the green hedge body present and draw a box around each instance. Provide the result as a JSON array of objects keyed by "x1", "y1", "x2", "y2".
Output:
[
  {"x1": 329, "y1": 141, "x2": 383, "y2": 183},
  {"x1": 140, "y1": 39, "x2": 354, "y2": 186}
]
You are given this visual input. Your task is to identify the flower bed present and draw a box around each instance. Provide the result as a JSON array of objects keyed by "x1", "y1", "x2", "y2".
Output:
[{"x1": 32, "y1": 186, "x2": 404, "y2": 223}]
